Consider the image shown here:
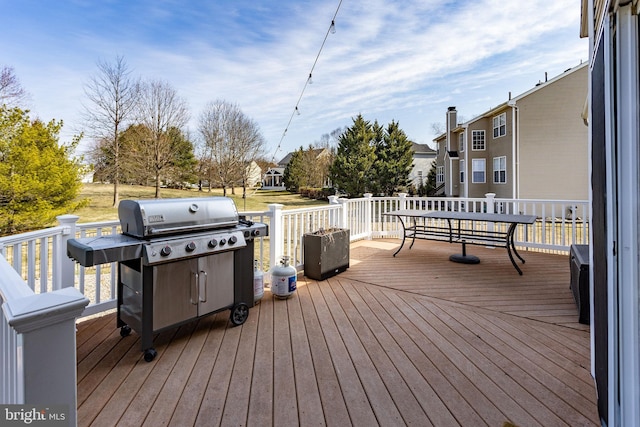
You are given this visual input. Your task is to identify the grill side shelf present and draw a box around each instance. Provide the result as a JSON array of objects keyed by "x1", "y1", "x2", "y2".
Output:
[{"x1": 67, "y1": 236, "x2": 143, "y2": 267}]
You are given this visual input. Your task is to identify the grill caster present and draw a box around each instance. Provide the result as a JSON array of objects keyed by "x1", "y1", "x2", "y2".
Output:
[
  {"x1": 230, "y1": 303, "x2": 249, "y2": 326},
  {"x1": 120, "y1": 325, "x2": 131, "y2": 337},
  {"x1": 144, "y1": 348, "x2": 157, "y2": 362}
]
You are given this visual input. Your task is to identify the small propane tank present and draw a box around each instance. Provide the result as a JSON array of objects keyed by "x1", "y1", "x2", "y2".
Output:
[
  {"x1": 254, "y1": 259, "x2": 264, "y2": 303},
  {"x1": 270, "y1": 256, "x2": 297, "y2": 299}
]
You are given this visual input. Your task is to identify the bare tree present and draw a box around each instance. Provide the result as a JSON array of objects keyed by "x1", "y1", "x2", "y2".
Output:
[
  {"x1": 82, "y1": 56, "x2": 137, "y2": 206},
  {"x1": 0, "y1": 66, "x2": 29, "y2": 106},
  {"x1": 230, "y1": 111, "x2": 266, "y2": 198},
  {"x1": 198, "y1": 100, "x2": 266, "y2": 196},
  {"x1": 317, "y1": 126, "x2": 345, "y2": 150},
  {"x1": 430, "y1": 122, "x2": 444, "y2": 135},
  {"x1": 136, "y1": 79, "x2": 190, "y2": 198}
]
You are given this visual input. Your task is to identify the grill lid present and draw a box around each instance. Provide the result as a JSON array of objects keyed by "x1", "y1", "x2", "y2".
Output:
[{"x1": 119, "y1": 197, "x2": 239, "y2": 238}]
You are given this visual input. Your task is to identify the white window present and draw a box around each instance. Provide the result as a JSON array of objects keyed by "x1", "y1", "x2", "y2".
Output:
[
  {"x1": 436, "y1": 166, "x2": 444, "y2": 184},
  {"x1": 460, "y1": 159, "x2": 465, "y2": 183},
  {"x1": 417, "y1": 170, "x2": 423, "y2": 186},
  {"x1": 472, "y1": 159, "x2": 485, "y2": 183},
  {"x1": 459, "y1": 132, "x2": 464, "y2": 152},
  {"x1": 493, "y1": 156, "x2": 507, "y2": 183},
  {"x1": 493, "y1": 113, "x2": 506, "y2": 138},
  {"x1": 472, "y1": 130, "x2": 485, "y2": 150}
]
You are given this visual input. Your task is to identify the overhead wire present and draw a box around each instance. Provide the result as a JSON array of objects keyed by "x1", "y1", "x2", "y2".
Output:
[{"x1": 269, "y1": 0, "x2": 343, "y2": 164}]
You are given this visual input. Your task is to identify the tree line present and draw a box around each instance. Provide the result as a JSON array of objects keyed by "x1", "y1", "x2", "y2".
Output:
[
  {"x1": 1, "y1": 61, "x2": 436, "y2": 235},
  {"x1": 83, "y1": 56, "x2": 268, "y2": 206},
  {"x1": 284, "y1": 114, "x2": 435, "y2": 198}
]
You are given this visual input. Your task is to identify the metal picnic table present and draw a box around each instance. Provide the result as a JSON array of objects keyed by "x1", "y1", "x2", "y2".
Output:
[{"x1": 383, "y1": 209, "x2": 537, "y2": 275}]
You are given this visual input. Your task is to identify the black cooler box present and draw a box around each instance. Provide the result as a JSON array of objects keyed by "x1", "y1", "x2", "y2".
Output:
[{"x1": 570, "y1": 244, "x2": 590, "y2": 324}]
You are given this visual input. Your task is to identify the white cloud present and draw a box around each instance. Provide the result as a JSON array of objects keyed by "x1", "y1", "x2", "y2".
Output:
[{"x1": 2, "y1": 0, "x2": 587, "y2": 158}]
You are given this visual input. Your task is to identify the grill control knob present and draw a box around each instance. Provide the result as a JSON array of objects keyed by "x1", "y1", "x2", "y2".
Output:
[
  {"x1": 219, "y1": 238, "x2": 227, "y2": 246},
  {"x1": 185, "y1": 241, "x2": 196, "y2": 252},
  {"x1": 160, "y1": 246, "x2": 172, "y2": 257},
  {"x1": 228, "y1": 235, "x2": 237, "y2": 245},
  {"x1": 208, "y1": 239, "x2": 218, "y2": 248},
  {"x1": 252, "y1": 229, "x2": 261, "y2": 237}
]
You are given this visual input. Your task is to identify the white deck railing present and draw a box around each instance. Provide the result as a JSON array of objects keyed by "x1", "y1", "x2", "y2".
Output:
[{"x1": 1, "y1": 193, "x2": 589, "y2": 422}]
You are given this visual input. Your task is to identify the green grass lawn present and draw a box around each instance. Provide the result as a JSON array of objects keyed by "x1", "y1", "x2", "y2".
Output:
[{"x1": 73, "y1": 183, "x2": 328, "y2": 223}]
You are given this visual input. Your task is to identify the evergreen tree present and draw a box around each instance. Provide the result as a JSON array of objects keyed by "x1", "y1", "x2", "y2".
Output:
[
  {"x1": 0, "y1": 106, "x2": 87, "y2": 235},
  {"x1": 329, "y1": 115, "x2": 377, "y2": 197},
  {"x1": 373, "y1": 120, "x2": 414, "y2": 196},
  {"x1": 282, "y1": 147, "x2": 305, "y2": 192},
  {"x1": 166, "y1": 127, "x2": 198, "y2": 187},
  {"x1": 425, "y1": 161, "x2": 438, "y2": 196},
  {"x1": 369, "y1": 120, "x2": 385, "y2": 195}
]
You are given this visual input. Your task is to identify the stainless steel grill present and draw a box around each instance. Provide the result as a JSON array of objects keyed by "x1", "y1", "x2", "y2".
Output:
[{"x1": 67, "y1": 197, "x2": 268, "y2": 362}]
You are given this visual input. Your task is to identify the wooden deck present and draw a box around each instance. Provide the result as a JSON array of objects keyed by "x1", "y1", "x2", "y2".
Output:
[{"x1": 75, "y1": 239, "x2": 598, "y2": 427}]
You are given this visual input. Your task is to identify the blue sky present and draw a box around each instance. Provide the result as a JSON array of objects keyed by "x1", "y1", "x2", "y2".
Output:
[{"x1": 2, "y1": 0, "x2": 587, "y2": 162}]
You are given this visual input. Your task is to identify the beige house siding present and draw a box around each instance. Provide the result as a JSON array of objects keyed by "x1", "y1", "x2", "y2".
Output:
[
  {"x1": 447, "y1": 155, "x2": 460, "y2": 196},
  {"x1": 434, "y1": 136, "x2": 446, "y2": 194},
  {"x1": 464, "y1": 121, "x2": 483, "y2": 198},
  {"x1": 449, "y1": 111, "x2": 514, "y2": 199},
  {"x1": 454, "y1": 129, "x2": 466, "y2": 196},
  {"x1": 433, "y1": 63, "x2": 588, "y2": 201},
  {"x1": 245, "y1": 161, "x2": 263, "y2": 187},
  {"x1": 516, "y1": 64, "x2": 589, "y2": 200},
  {"x1": 410, "y1": 156, "x2": 435, "y2": 187},
  {"x1": 487, "y1": 107, "x2": 513, "y2": 198}
]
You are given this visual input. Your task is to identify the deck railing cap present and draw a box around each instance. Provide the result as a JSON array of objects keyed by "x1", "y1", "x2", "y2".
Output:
[{"x1": 5, "y1": 287, "x2": 89, "y2": 333}]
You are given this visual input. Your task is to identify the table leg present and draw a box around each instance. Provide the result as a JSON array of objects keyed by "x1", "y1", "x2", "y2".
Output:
[
  {"x1": 408, "y1": 216, "x2": 418, "y2": 250},
  {"x1": 506, "y1": 223, "x2": 524, "y2": 275},
  {"x1": 509, "y1": 224, "x2": 526, "y2": 264},
  {"x1": 392, "y1": 216, "x2": 408, "y2": 257}
]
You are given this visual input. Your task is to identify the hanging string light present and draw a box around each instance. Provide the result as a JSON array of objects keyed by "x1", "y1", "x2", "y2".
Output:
[{"x1": 269, "y1": 0, "x2": 343, "y2": 164}]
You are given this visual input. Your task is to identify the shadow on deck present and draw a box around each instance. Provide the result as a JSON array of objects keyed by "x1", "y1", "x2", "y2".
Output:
[{"x1": 76, "y1": 239, "x2": 598, "y2": 426}]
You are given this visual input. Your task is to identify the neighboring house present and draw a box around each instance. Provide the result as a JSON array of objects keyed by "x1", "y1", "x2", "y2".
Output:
[
  {"x1": 262, "y1": 167, "x2": 285, "y2": 189},
  {"x1": 581, "y1": 1, "x2": 639, "y2": 425},
  {"x1": 433, "y1": 62, "x2": 589, "y2": 200},
  {"x1": 262, "y1": 148, "x2": 332, "y2": 190},
  {"x1": 244, "y1": 160, "x2": 262, "y2": 188},
  {"x1": 81, "y1": 170, "x2": 95, "y2": 184},
  {"x1": 408, "y1": 142, "x2": 437, "y2": 189}
]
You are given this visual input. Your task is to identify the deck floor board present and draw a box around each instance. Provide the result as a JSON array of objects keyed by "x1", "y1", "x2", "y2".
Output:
[{"x1": 76, "y1": 239, "x2": 599, "y2": 426}]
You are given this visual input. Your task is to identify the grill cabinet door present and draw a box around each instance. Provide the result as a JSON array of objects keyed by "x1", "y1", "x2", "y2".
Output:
[
  {"x1": 197, "y1": 251, "x2": 234, "y2": 315},
  {"x1": 153, "y1": 259, "x2": 198, "y2": 330}
]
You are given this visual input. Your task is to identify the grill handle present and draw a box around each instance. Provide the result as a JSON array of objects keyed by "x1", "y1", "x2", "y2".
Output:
[
  {"x1": 147, "y1": 221, "x2": 237, "y2": 236},
  {"x1": 191, "y1": 272, "x2": 198, "y2": 305},
  {"x1": 199, "y1": 270, "x2": 208, "y2": 303}
]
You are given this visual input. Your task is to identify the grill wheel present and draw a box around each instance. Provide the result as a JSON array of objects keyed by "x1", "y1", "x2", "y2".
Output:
[{"x1": 230, "y1": 303, "x2": 249, "y2": 326}]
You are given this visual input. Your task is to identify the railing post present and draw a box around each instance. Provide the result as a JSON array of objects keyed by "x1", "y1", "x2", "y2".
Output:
[
  {"x1": 56, "y1": 215, "x2": 79, "y2": 290},
  {"x1": 485, "y1": 193, "x2": 496, "y2": 236},
  {"x1": 338, "y1": 198, "x2": 348, "y2": 231},
  {"x1": 2, "y1": 254, "x2": 89, "y2": 426},
  {"x1": 364, "y1": 193, "x2": 373, "y2": 240},
  {"x1": 398, "y1": 193, "x2": 408, "y2": 210},
  {"x1": 328, "y1": 196, "x2": 339, "y2": 228},
  {"x1": 268, "y1": 204, "x2": 284, "y2": 270},
  {"x1": 485, "y1": 193, "x2": 496, "y2": 213}
]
